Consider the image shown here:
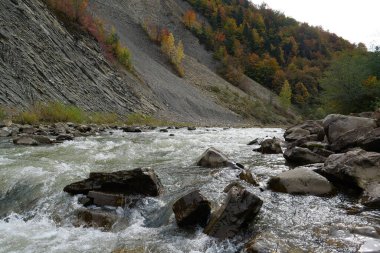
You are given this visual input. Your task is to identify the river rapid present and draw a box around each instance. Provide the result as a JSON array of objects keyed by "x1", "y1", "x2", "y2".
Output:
[{"x1": 0, "y1": 128, "x2": 379, "y2": 253}]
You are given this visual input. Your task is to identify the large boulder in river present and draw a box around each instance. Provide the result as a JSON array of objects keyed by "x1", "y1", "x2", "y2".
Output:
[
  {"x1": 323, "y1": 114, "x2": 376, "y2": 144},
  {"x1": 358, "y1": 128, "x2": 380, "y2": 152},
  {"x1": 268, "y1": 167, "x2": 334, "y2": 196},
  {"x1": 63, "y1": 168, "x2": 163, "y2": 196},
  {"x1": 329, "y1": 126, "x2": 373, "y2": 152},
  {"x1": 253, "y1": 138, "x2": 282, "y2": 154},
  {"x1": 322, "y1": 149, "x2": 380, "y2": 207},
  {"x1": 172, "y1": 190, "x2": 211, "y2": 228},
  {"x1": 284, "y1": 120, "x2": 324, "y2": 142},
  {"x1": 196, "y1": 147, "x2": 229, "y2": 168},
  {"x1": 13, "y1": 135, "x2": 52, "y2": 145},
  {"x1": 284, "y1": 147, "x2": 327, "y2": 166},
  {"x1": 203, "y1": 187, "x2": 263, "y2": 239}
]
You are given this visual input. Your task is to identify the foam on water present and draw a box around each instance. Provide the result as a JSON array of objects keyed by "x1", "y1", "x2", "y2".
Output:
[{"x1": 0, "y1": 128, "x2": 378, "y2": 252}]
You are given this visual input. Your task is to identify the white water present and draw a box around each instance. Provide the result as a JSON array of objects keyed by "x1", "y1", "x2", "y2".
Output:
[{"x1": 0, "y1": 128, "x2": 379, "y2": 253}]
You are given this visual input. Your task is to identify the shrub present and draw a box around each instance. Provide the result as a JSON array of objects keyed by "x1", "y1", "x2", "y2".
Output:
[
  {"x1": 14, "y1": 112, "x2": 40, "y2": 125},
  {"x1": 88, "y1": 112, "x2": 119, "y2": 124}
]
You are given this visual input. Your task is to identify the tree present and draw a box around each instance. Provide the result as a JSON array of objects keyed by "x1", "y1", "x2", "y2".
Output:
[{"x1": 279, "y1": 80, "x2": 292, "y2": 108}]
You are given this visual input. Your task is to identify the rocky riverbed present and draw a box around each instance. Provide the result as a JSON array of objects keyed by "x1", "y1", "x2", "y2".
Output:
[{"x1": 0, "y1": 119, "x2": 379, "y2": 252}]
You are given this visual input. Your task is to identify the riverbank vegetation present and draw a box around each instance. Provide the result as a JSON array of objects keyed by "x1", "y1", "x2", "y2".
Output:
[
  {"x1": 44, "y1": 0, "x2": 132, "y2": 71},
  {"x1": 181, "y1": 1, "x2": 356, "y2": 111}
]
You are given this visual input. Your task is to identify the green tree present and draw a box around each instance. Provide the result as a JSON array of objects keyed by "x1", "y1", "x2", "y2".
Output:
[{"x1": 279, "y1": 80, "x2": 292, "y2": 108}]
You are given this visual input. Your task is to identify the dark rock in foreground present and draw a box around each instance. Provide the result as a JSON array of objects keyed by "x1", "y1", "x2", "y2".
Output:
[
  {"x1": 203, "y1": 187, "x2": 263, "y2": 239},
  {"x1": 268, "y1": 167, "x2": 334, "y2": 196},
  {"x1": 64, "y1": 168, "x2": 163, "y2": 196},
  {"x1": 172, "y1": 190, "x2": 211, "y2": 228}
]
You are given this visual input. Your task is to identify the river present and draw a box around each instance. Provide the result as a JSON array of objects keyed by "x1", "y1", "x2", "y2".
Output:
[{"x1": 0, "y1": 128, "x2": 379, "y2": 252}]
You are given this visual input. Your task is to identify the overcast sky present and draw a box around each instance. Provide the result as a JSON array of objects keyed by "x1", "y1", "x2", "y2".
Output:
[{"x1": 250, "y1": 0, "x2": 380, "y2": 49}]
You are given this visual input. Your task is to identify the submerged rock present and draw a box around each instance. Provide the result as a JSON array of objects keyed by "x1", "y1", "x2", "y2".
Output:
[
  {"x1": 63, "y1": 168, "x2": 164, "y2": 196},
  {"x1": 172, "y1": 190, "x2": 211, "y2": 228},
  {"x1": 243, "y1": 232, "x2": 303, "y2": 253},
  {"x1": 253, "y1": 138, "x2": 282, "y2": 154},
  {"x1": 268, "y1": 167, "x2": 334, "y2": 196},
  {"x1": 239, "y1": 170, "x2": 259, "y2": 186},
  {"x1": 203, "y1": 187, "x2": 263, "y2": 239},
  {"x1": 122, "y1": 126, "x2": 142, "y2": 133},
  {"x1": 196, "y1": 147, "x2": 230, "y2": 168},
  {"x1": 76, "y1": 208, "x2": 119, "y2": 231}
]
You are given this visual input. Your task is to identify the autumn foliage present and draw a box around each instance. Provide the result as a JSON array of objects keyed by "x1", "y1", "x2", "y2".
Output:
[
  {"x1": 183, "y1": 0, "x2": 357, "y2": 109},
  {"x1": 44, "y1": 0, "x2": 132, "y2": 70},
  {"x1": 143, "y1": 21, "x2": 185, "y2": 77}
]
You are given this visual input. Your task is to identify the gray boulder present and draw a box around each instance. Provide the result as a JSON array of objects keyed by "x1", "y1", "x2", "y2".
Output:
[
  {"x1": 268, "y1": 167, "x2": 334, "y2": 196},
  {"x1": 239, "y1": 170, "x2": 259, "y2": 186},
  {"x1": 284, "y1": 120, "x2": 324, "y2": 142},
  {"x1": 13, "y1": 136, "x2": 39, "y2": 146},
  {"x1": 254, "y1": 138, "x2": 282, "y2": 154},
  {"x1": 196, "y1": 147, "x2": 230, "y2": 168},
  {"x1": 64, "y1": 168, "x2": 164, "y2": 196},
  {"x1": 329, "y1": 126, "x2": 373, "y2": 152},
  {"x1": 0, "y1": 127, "x2": 12, "y2": 137},
  {"x1": 87, "y1": 191, "x2": 126, "y2": 207},
  {"x1": 172, "y1": 190, "x2": 211, "y2": 228},
  {"x1": 323, "y1": 149, "x2": 380, "y2": 207},
  {"x1": 358, "y1": 128, "x2": 380, "y2": 152},
  {"x1": 323, "y1": 114, "x2": 376, "y2": 144},
  {"x1": 284, "y1": 147, "x2": 327, "y2": 166},
  {"x1": 203, "y1": 187, "x2": 263, "y2": 239}
]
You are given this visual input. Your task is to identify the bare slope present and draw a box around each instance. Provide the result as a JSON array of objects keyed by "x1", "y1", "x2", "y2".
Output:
[
  {"x1": 90, "y1": 0, "x2": 296, "y2": 124},
  {"x1": 0, "y1": 0, "x2": 156, "y2": 114}
]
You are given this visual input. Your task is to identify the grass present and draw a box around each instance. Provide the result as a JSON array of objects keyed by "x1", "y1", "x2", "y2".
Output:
[
  {"x1": 0, "y1": 107, "x2": 6, "y2": 121},
  {"x1": 208, "y1": 85, "x2": 282, "y2": 124}
]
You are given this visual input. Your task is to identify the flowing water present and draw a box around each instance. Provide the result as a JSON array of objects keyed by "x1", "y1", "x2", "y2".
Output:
[{"x1": 0, "y1": 128, "x2": 379, "y2": 253}]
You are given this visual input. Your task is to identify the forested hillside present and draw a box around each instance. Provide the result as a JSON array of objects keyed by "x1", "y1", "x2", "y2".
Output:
[{"x1": 182, "y1": 0, "x2": 357, "y2": 110}]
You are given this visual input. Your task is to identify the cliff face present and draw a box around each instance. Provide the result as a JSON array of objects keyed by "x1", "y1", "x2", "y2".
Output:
[
  {"x1": 0, "y1": 0, "x2": 155, "y2": 115},
  {"x1": 0, "y1": 0, "x2": 297, "y2": 125}
]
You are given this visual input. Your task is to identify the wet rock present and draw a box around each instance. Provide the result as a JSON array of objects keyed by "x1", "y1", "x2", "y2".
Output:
[
  {"x1": 19, "y1": 126, "x2": 37, "y2": 135},
  {"x1": 358, "y1": 128, "x2": 380, "y2": 152},
  {"x1": 76, "y1": 208, "x2": 118, "y2": 231},
  {"x1": 284, "y1": 147, "x2": 327, "y2": 166},
  {"x1": 77, "y1": 125, "x2": 91, "y2": 133},
  {"x1": 56, "y1": 134, "x2": 74, "y2": 142},
  {"x1": 268, "y1": 167, "x2": 334, "y2": 196},
  {"x1": 78, "y1": 196, "x2": 93, "y2": 206},
  {"x1": 187, "y1": 127, "x2": 196, "y2": 131},
  {"x1": 323, "y1": 114, "x2": 376, "y2": 144},
  {"x1": 239, "y1": 170, "x2": 259, "y2": 186},
  {"x1": 32, "y1": 135, "x2": 53, "y2": 144},
  {"x1": 196, "y1": 147, "x2": 230, "y2": 168},
  {"x1": 247, "y1": 138, "x2": 263, "y2": 145},
  {"x1": 243, "y1": 232, "x2": 302, "y2": 253},
  {"x1": 13, "y1": 136, "x2": 39, "y2": 146},
  {"x1": 159, "y1": 129, "x2": 168, "y2": 132},
  {"x1": 223, "y1": 181, "x2": 244, "y2": 193},
  {"x1": 0, "y1": 127, "x2": 12, "y2": 137},
  {"x1": 351, "y1": 226, "x2": 380, "y2": 239},
  {"x1": 122, "y1": 126, "x2": 142, "y2": 133},
  {"x1": 172, "y1": 190, "x2": 211, "y2": 228},
  {"x1": 88, "y1": 191, "x2": 126, "y2": 207},
  {"x1": 203, "y1": 187, "x2": 263, "y2": 239},
  {"x1": 169, "y1": 134, "x2": 175, "y2": 137},
  {"x1": 361, "y1": 183, "x2": 380, "y2": 208},
  {"x1": 253, "y1": 138, "x2": 282, "y2": 154},
  {"x1": 358, "y1": 238, "x2": 380, "y2": 253},
  {"x1": 64, "y1": 168, "x2": 164, "y2": 196}
]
